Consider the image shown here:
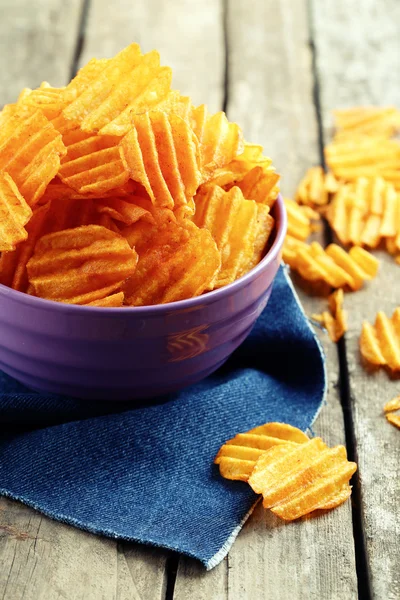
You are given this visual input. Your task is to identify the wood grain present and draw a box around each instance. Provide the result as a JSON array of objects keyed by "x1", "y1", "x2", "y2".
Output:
[
  {"x1": 79, "y1": 0, "x2": 225, "y2": 114},
  {"x1": 0, "y1": 0, "x2": 83, "y2": 106},
  {"x1": 0, "y1": 497, "x2": 166, "y2": 600},
  {"x1": 174, "y1": 1, "x2": 358, "y2": 596},
  {"x1": 311, "y1": 1, "x2": 400, "y2": 598}
]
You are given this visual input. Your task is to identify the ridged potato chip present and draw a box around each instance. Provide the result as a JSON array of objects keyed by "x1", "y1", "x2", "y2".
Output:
[
  {"x1": 283, "y1": 238, "x2": 378, "y2": 291},
  {"x1": 205, "y1": 143, "x2": 272, "y2": 189},
  {"x1": 360, "y1": 308, "x2": 400, "y2": 371},
  {"x1": 63, "y1": 44, "x2": 172, "y2": 136},
  {"x1": 194, "y1": 186, "x2": 274, "y2": 288},
  {"x1": 386, "y1": 413, "x2": 400, "y2": 429},
  {"x1": 0, "y1": 172, "x2": 32, "y2": 251},
  {"x1": 285, "y1": 198, "x2": 320, "y2": 241},
  {"x1": 85, "y1": 291, "x2": 125, "y2": 307},
  {"x1": 195, "y1": 109, "x2": 244, "y2": 178},
  {"x1": 120, "y1": 111, "x2": 201, "y2": 216},
  {"x1": 123, "y1": 220, "x2": 220, "y2": 306},
  {"x1": 295, "y1": 166, "x2": 339, "y2": 207},
  {"x1": 249, "y1": 438, "x2": 356, "y2": 520},
  {"x1": 0, "y1": 110, "x2": 66, "y2": 206},
  {"x1": 384, "y1": 396, "x2": 400, "y2": 413},
  {"x1": 214, "y1": 422, "x2": 309, "y2": 481},
  {"x1": 333, "y1": 106, "x2": 400, "y2": 139},
  {"x1": 27, "y1": 225, "x2": 138, "y2": 305},
  {"x1": 312, "y1": 289, "x2": 347, "y2": 343},
  {"x1": 19, "y1": 82, "x2": 67, "y2": 121}
]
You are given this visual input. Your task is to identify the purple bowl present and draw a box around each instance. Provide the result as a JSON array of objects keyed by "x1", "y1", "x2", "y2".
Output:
[{"x1": 0, "y1": 195, "x2": 287, "y2": 401}]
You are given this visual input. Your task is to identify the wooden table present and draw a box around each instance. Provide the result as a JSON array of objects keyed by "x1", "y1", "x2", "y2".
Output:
[{"x1": 0, "y1": 1, "x2": 399, "y2": 598}]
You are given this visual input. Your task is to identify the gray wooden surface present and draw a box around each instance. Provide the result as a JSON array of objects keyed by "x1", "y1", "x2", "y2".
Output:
[{"x1": 0, "y1": 0, "x2": 399, "y2": 598}]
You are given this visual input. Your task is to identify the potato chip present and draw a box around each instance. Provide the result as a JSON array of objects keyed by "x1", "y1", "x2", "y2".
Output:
[
  {"x1": 58, "y1": 128, "x2": 129, "y2": 195},
  {"x1": 0, "y1": 172, "x2": 32, "y2": 251},
  {"x1": 360, "y1": 308, "x2": 400, "y2": 371},
  {"x1": 325, "y1": 135, "x2": 400, "y2": 182},
  {"x1": 383, "y1": 396, "x2": 400, "y2": 413},
  {"x1": 312, "y1": 289, "x2": 347, "y2": 342},
  {"x1": 0, "y1": 110, "x2": 66, "y2": 206},
  {"x1": 386, "y1": 413, "x2": 400, "y2": 429},
  {"x1": 27, "y1": 225, "x2": 137, "y2": 304},
  {"x1": 95, "y1": 197, "x2": 154, "y2": 226},
  {"x1": 283, "y1": 238, "x2": 378, "y2": 291},
  {"x1": 333, "y1": 106, "x2": 400, "y2": 139},
  {"x1": 195, "y1": 109, "x2": 244, "y2": 178},
  {"x1": 120, "y1": 111, "x2": 201, "y2": 216},
  {"x1": 285, "y1": 198, "x2": 320, "y2": 241},
  {"x1": 204, "y1": 142, "x2": 272, "y2": 189},
  {"x1": 18, "y1": 82, "x2": 67, "y2": 121},
  {"x1": 63, "y1": 45, "x2": 172, "y2": 136},
  {"x1": 85, "y1": 291, "x2": 125, "y2": 307},
  {"x1": 194, "y1": 186, "x2": 274, "y2": 288},
  {"x1": 327, "y1": 177, "x2": 400, "y2": 248},
  {"x1": 295, "y1": 167, "x2": 339, "y2": 207},
  {"x1": 236, "y1": 165, "x2": 280, "y2": 208},
  {"x1": 248, "y1": 438, "x2": 356, "y2": 520},
  {"x1": 123, "y1": 220, "x2": 220, "y2": 306},
  {"x1": 214, "y1": 422, "x2": 309, "y2": 481}
]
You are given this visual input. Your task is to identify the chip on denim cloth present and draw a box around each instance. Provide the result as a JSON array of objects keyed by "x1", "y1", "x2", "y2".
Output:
[{"x1": 0, "y1": 266, "x2": 326, "y2": 569}]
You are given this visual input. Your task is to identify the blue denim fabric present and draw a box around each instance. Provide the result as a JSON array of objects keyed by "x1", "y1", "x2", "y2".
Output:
[{"x1": 0, "y1": 266, "x2": 326, "y2": 569}]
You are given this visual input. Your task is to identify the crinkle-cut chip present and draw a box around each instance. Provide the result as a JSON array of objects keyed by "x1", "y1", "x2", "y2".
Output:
[
  {"x1": 120, "y1": 111, "x2": 201, "y2": 215},
  {"x1": 0, "y1": 198, "x2": 120, "y2": 294},
  {"x1": 314, "y1": 484, "x2": 352, "y2": 511},
  {"x1": 325, "y1": 135, "x2": 400, "y2": 181},
  {"x1": 248, "y1": 422, "x2": 309, "y2": 443},
  {"x1": 58, "y1": 129, "x2": 129, "y2": 195},
  {"x1": 27, "y1": 225, "x2": 138, "y2": 305},
  {"x1": 85, "y1": 291, "x2": 125, "y2": 307},
  {"x1": 386, "y1": 413, "x2": 400, "y2": 429},
  {"x1": 283, "y1": 238, "x2": 378, "y2": 291},
  {"x1": 327, "y1": 177, "x2": 400, "y2": 249},
  {"x1": 246, "y1": 204, "x2": 275, "y2": 272},
  {"x1": 124, "y1": 220, "x2": 220, "y2": 306},
  {"x1": 63, "y1": 45, "x2": 172, "y2": 136},
  {"x1": 285, "y1": 198, "x2": 320, "y2": 241},
  {"x1": 0, "y1": 172, "x2": 32, "y2": 251},
  {"x1": 248, "y1": 438, "x2": 327, "y2": 496},
  {"x1": 236, "y1": 165, "x2": 280, "y2": 207},
  {"x1": 215, "y1": 423, "x2": 309, "y2": 481},
  {"x1": 19, "y1": 82, "x2": 67, "y2": 120},
  {"x1": 0, "y1": 110, "x2": 66, "y2": 206},
  {"x1": 196, "y1": 109, "x2": 244, "y2": 178},
  {"x1": 312, "y1": 289, "x2": 347, "y2": 343},
  {"x1": 384, "y1": 396, "x2": 400, "y2": 413},
  {"x1": 333, "y1": 106, "x2": 400, "y2": 139},
  {"x1": 360, "y1": 308, "x2": 400, "y2": 371},
  {"x1": 381, "y1": 169, "x2": 400, "y2": 191},
  {"x1": 202, "y1": 144, "x2": 273, "y2": 190},
  {"x1": 193, "y1": 185, "x2": 241, "y2": 250},
  {"x1": 158, "y1": 90, "x2": 193, "y2": 121},
  {"x1": 95, "y1": 197, "x2": 154, "y2": 226},
  {"x1": 270, "y1": 459, "x2": 357, "y2": 521},
  {"x1": 295, "y1": 167, "x2": 338, "y2": 207},
  {"x1": 62, "y1": 58, "x2": 110, "y2": 103},
  {"x1": 198, "y1": 187, "x2": 259, "y2": 288}
]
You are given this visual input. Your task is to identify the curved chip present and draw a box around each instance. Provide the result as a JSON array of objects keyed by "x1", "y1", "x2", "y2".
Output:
[
  {"x1": 62, "y1": 44, "x2": 172, "y2": 136},
  {"x1": 0, "y1": 110, "x2": 66, "y2": 206},
  {"x1": 27, "y1": 225, "x2": 137, "y2": 305},
  {"x1": 383, "y1": 396, "x2": 400, "y2": 413},
  {"x1": 120, "y1": 111, "x2": 201, "y2": 216},
  {"x1": 0, "y1": 172, "x2": 32, "y2": 251},
  {"x1": 85, "y1": 291, "x2": 125, "y2": 307},
  {"x1": 124, "y1": 220, "x2": 220, "y2": 306},
  {"x1": 360, "y1": 308, "x2": 400, "y2": 371}
]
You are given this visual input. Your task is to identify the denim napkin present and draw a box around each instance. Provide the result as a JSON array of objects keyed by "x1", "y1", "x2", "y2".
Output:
[{"x1": 0, "y1": 266, "x2": 326, "y2": 569}]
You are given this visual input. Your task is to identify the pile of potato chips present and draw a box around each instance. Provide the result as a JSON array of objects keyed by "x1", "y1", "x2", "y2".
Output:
[
  {"x1": 0, "y1": 43, "x2": 280, "y2": 307},
  {"x1": 215, "y1": 422, "x2": 357, "y2": 520}
]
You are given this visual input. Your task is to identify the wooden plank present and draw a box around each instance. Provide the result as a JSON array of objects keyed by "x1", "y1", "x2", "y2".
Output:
[
  {"x1": 79, "y1": 0, "x2": 225, "y2": 114},
  {"x1": 0, "y1": 497, "x2": 166, "y2": 600},
  {"x1": 0, "y1": 0, "x2": 83, "y2": 106},
  {"x1": 174, "y1": 1, "x2": 358, "y2": 597},
  {"x1": 311, "y1": 1, "x2": 400, "y2": 598}
]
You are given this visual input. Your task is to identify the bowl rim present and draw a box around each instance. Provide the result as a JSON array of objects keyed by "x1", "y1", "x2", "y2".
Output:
[{"x1": 0, "y1": 194, "x2": 287, "y2": 315}]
